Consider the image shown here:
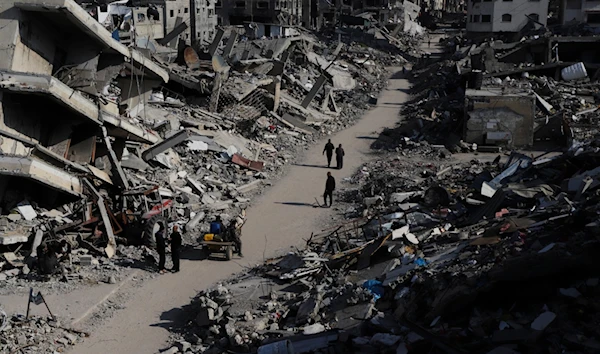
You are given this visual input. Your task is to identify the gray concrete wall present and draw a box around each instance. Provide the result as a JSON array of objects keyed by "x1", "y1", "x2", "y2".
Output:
[
  {"x1": 133, "y1": 7, "x2": 165, "y2": 39},
  {"x1": 0, "y1": 4, "x2": 19, "y2": 73},
  {"x1": 11, "y1": 12, "x2": 55, "y2": 75},
  {"x1": 165, "y1": 0, "x2": 191, "y2": 41},
  {"x1": 195, "y1": 0, "x2": 218, "y2": 45},
  {"x1": 0, "y1": 92, "x2": 98, "y2": 156},
  {"x1": 465, "y1": 95, "x2": 535, "y2": 148}
]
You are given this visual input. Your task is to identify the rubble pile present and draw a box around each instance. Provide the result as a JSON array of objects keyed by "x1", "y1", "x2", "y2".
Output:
[
  {"x1": 368, "y1": 59, "x2": 466, "y2": 151},
  {"x1": 0, "y1": 314, "x2": 87, "y2": 354},
  {"x1": 385, "y1": 32, "x2": 600, "y2": 154},
  {"x1": 0, "y1": 0, "x2": 422, "y2": 312},
  {"x1": 167, "y1": 139, "x2": 600, "y2": 353}
]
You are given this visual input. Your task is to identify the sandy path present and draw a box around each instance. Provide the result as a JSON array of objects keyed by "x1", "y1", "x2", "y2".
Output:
[{"x1": 66, "y1": 67, "x2": 411, "y2": 354}]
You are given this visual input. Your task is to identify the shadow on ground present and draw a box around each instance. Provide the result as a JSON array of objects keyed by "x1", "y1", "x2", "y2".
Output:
[
  {"x1": 274, "y1": 202, "x2": 318, "y2": 207},
  {"x1": 292, "y1": 163, "x2": 332, "y2": 169}
]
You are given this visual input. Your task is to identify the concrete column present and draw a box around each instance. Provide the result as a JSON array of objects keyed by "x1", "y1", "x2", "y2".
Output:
[
  {"x1": 223, "y1": 32, "x2": 238, "y2": 58},
  {"x1": 301, "y1": 74, "x2": 327, "y2": 108},
  {"x1": 273, "y1": 77, "x2": 281, "y2": 112},
  {"x1": 190, "y1": 0, "x2": 197, "y2": 45},
  {"x1": 209, "y1": 72, "x2": 223, "y2": 112},
  {"x1": 208, "y1": 28, "x2": 226, "y2": 57},
  {"x1": 101, "y1": 127, "x2": 130, "y2": 190}
]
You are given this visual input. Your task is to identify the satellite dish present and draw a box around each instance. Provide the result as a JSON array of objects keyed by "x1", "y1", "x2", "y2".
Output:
[
  {"x1": 212, "y1": 54, "x2": 230, "y2": 74},
  {"x1": 184, "y1": 47, "x2": 201, "y2": 69}
]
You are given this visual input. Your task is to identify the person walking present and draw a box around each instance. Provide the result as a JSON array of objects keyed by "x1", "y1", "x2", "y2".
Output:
[
  {"x1": 227, "y1": 222, "x2": 243, "y2": 258},
  {"x1": 335, "y1": 144, "x2": 345, "y2": 170},
  {"x1": 169, "y1": 225, "x2": 182, "y2": 273},
  {"x1": 428, "y1": 39, "x2": 431, "y2": 48},
  {"x1": 155, "y1": 223, "x2": 167, "y2": 274},
  {"x1": 323, "y1": 172, "x2": 336, "y2": 207},
  {"x1": 323, "y1": 139, "x2": 335, "y2": 167}
]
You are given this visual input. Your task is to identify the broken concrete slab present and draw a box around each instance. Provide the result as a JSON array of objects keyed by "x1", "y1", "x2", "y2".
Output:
[
  {"x1": 142, "y1": 129, "x2": 195, "y2": 162},
  {"x1": 186, "y1": 212, "x2": 206, "y2": 231},
  {"x1": 0, "y1": 234, "x2": 29, "y2": 245}
]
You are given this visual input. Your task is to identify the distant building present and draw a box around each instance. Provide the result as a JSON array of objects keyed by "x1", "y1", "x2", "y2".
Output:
[
  {"x1": 314, "y1": 0, "x2": 391, "y2": 29},
  {"x1": 80, "y1": 0, "x2": 217, "y2": 47},
  {"x1": 216, "y1": 0, "x2": 303, "y2": 37},
  {"x1": 466, "y1": 0, "x2": 548, "y2": 35},
  {"x1": 560, "y1": 0, "x2": 600, "y2": 27}
]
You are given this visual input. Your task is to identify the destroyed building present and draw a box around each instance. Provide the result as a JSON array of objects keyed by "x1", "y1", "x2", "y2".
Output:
[
  {"x1": 466, "y1": 0, "x2": 549, "y2": 38},
  {"x1": 0, "y1": 0, "x2": 418, "y2": 275},
  {"x1": 560, "y1": 0, "x2": 600, "y2": 28},
  {"x1": 0, "y1": 0, "x2": 166, "y2": 210},
  {"x1": 315, "y1": 0, "x2": 393, "y2": 28},
  {"x1": 464, "y1": 88, "x2": 535, "y2": 148},
  {"x1": 158, "y1": 28, "x2": 600, "y2": 351},
  {"x1": 215, "y1": 0, "x2": 303, "y2": 37},
  {"x1": 80, "y1": 0, "x2": 218, "y2": 47}
]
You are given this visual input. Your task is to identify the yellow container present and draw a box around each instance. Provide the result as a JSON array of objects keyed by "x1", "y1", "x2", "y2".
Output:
[{"x1": 204, "y1": 233, "x2": 214, "y2": 241}]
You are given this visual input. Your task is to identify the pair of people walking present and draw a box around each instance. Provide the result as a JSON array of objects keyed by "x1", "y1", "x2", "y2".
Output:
[
  {"x1": 322, "y1": 139, "x2": 345, "y2": 169},
  {"x1": 156, "y1": 224, "x2": 182, "y2": 274}
]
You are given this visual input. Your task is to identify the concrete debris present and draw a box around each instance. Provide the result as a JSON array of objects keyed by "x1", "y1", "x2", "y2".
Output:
[
  {"x1": 0, "y1": 0, "x2": 413, "y2": 296},
  {"x1": 12, "y1": 0, "x2": 600, "y2": 353},
  {"x1": 0, "y1": 315, "x2": 87, "y2": 353},
  {"x1": 167, "y1": 113, "x2": 600, "y2": 353},
  {"x1": 1, "y1": 0, "x2": 429, "y2": 346}
]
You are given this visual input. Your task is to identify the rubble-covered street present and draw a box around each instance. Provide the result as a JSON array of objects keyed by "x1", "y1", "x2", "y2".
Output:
[
  {"x1": 3, "y1": 0, "x2": 600, "y2": 352},
  {"x1": 0, "y1": 0, "x2": 424, "y2": 352},
  {"x1": 165, "y1": 142, "x2": 600, "y2": 354}
]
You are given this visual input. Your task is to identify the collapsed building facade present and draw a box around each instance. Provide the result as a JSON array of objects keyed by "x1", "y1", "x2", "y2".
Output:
[
  {"x1": 157, "y1": 16, "x2": 600, "y2": 354},
  {"x1": 0, "y1": 0, "x2": 420, "y2": 302},
  {"x1": 0, "y1": 0, "x2": 168, "y2": 248},
  {"x1": 78, "y1": 0, "x2": 219, "y2": 47}
]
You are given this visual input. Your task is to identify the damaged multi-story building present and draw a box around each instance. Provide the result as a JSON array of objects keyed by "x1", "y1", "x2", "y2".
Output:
[
  {"x1": 466, "y1": 0, "x2": 549, "y2": 39},
  {"x1": 316, "y1": 0, "x2": 392, "y2": 29},
  {"x1": 0, "y1": 0, "x2": 167, "y2": 221},
  {"x1": 560, "y1": 0, "x2": 600, "y2": 27},
  {"x1": 215, "y1": 0, "x2": 303, "y2": 37},
  {"x1": 78, "y1": 0, "x2": 218, "y2": 48}
]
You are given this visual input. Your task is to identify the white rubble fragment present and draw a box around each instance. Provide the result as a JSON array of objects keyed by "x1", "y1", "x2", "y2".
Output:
[
  {"x1": 303, "y1": 323, "x2": 325, "y2": 335},
  {"x1": 187, "y1": 140, "x2": 209, "y2": 151},
  {"x1": 371, "y1": 333, "x2": 401, "y2": 346},
  {"x1": 531, "y1": 311, "x2": 556, "y2": 331},
  {"x1": 559, "y1": 288, "x2": 581, "y2": 298},
  {"x1": 16, "y1": 203, "x2": 37, "y2": 221}
]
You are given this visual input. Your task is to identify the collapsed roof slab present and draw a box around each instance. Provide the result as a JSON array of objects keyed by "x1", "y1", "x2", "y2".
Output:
[
  {"x1": 102, "y1": 113, "x2": 161, "y2": 144},
  {"x1": 0, "y1": 155, "x2": 83, "y2": 196},
  {"x1": 0, "y1": 70, "x2": 101, "y2": 125},
  {"x1": 0, "y1": 71, "x2": 161, "y2": 144},
  {"x1": 13, "y1": 0, "x2": 169, "y2": 83}
]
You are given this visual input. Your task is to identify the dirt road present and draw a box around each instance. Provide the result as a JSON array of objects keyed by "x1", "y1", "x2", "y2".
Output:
[{"x1": 66, "y1": 67, "x2": 411, "y2": 354}]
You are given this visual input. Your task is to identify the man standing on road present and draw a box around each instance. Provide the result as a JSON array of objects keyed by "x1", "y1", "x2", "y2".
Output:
[
  {"x1": 428, "y1": 39, "x2": 431, "y2": 48},
  {"x1": 323, "y1": 172, "x2": 336, "y2": 207},
  {"x1": 335, "y1": 144, "x2": 345, "y2": 170},
  {"x1": 155, "y1": 223, "x2": 167, "y2": 274},
  {"x1": 227, "y1": 222, "x2": 243, "y2": 258},
  {"x1": 323, "y1": 139, "x2": 335, "y2": 167},
  {"x1": 169, "y1": 225, "x2": 182, "y2": 273}
]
